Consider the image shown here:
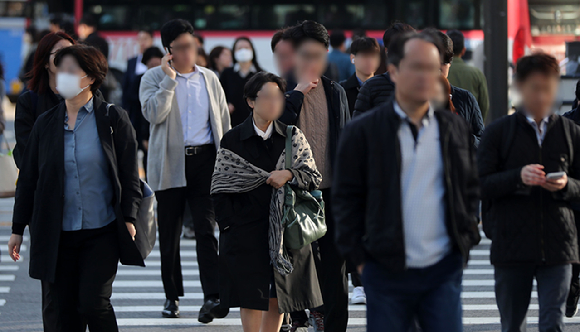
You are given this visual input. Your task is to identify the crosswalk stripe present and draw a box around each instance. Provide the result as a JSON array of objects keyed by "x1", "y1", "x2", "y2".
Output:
[
  {"x1": 114, "y1": 305, "x2": 371, "y2": 312},
  {"x1": 0, "y1": 266, "x2": 19, "y2": 271},
  {"x1": 0, "y1": 255, "x2": 24, "y2": 262},
  {"x1": 0, "y1": 287, "x2": 10, "y2": 293},
  {"x1": 0, "y1": 275, "x2": 15, "y2": 281},
  {"x1": 464, "y1": 269, "x2": 493, "y2": 274},
  {"x1": 115, "y1": 318, "x2": 368, "y2": 326},
  {"x1": 116, "y1": 269, "x2": 199, "y2": 276},
  {"x1": 0, "y1": 236, "x2": 29, "y2": 241},
  {"x1": 467, "y1": 260, "x2": 491, "y2": 265},
  {"x1": 469, "y1": 250, "x2": 489, "y2": 255},
  {"x1": 148, "y1": 251, "x2": 196, "y2": 258}
]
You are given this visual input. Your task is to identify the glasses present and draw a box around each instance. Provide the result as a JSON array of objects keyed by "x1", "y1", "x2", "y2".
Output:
[{"x1": 168, "y1": 42, "x2": 197, "y2": 54}]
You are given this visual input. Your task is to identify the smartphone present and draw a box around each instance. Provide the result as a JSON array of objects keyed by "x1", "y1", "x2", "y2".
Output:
[{"x1": 546, "y1": 172, "x2": 565, "y2": 180}]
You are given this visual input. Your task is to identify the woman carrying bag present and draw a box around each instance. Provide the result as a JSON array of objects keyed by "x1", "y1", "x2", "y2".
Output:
[
  {"x1": 211, "y1": 72, "x2": 323, "y2": 332},
  {"x1": 8, "y1": 44, "x2": 144, "y2": 332}
]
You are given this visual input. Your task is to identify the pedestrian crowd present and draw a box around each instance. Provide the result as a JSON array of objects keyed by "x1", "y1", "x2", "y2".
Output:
[{"x1": 4, "y1": 13, "x2": 580, "y2": 332}]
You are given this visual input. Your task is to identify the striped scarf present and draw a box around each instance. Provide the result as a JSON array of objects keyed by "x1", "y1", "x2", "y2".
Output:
[{"x1": 210, "y1": 127, "x2": 321, "y2": 275}]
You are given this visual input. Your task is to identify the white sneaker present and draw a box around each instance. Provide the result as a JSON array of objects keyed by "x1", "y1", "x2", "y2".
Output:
[{"x1": 351, "y1": 286, "x2": 366, "y2": 304}]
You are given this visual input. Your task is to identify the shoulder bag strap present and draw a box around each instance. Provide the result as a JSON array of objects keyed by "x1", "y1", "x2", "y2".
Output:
[{"x1": 285, "y1": 125, "x2": 293, "y2": 170}]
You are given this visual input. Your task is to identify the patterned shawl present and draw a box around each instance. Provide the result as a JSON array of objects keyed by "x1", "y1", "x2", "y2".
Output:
[{"x1": 210, "y1": 126, "x2": 321, "y2": 275}]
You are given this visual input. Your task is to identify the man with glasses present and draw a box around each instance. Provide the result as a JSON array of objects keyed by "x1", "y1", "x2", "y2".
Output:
[
  {"x1": 139, "y1": 19, "x2": 231, "y2": 323},
  {"x1": 280, "y1": 20, "x2": 351, "y2": 332},
  {"x1": 333, "y1": 31, "x2": 480, "y2": 332}
]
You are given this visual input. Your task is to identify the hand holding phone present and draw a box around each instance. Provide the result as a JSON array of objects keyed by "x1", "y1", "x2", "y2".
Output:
[
  {"x1": 546, "y1": 172, "x2": 565, "y2": 180},
  {"x1": 161, "y1": 48, "x2": 176, "y2": 80}
]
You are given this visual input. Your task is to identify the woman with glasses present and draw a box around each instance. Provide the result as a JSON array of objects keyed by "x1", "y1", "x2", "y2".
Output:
[
  {"x1": 212, "y1": 72, "x2": 323, "y2": 332},
  {"x1": 8, "y1": 44, "x2": 144, "y2": 331}
]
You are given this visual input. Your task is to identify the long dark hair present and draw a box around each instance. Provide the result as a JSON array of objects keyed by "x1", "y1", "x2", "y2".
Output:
[
  {"x1": 232, "y1": 36, "x2": 263, "y2": 72},
  {"x1": 440, "y1": 75, "x2": 456, "y2": 114},
  {"x1": 27, "y1": 32, "x2": 76, "y2": 94},
  {"x1": 208, "y1": 46, "x2": 227, "y2": 72}
]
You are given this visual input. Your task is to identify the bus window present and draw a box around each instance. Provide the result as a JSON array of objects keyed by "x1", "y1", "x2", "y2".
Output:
[{"x1": 439, "y1": 0, "x2": 483, "y2": 30}]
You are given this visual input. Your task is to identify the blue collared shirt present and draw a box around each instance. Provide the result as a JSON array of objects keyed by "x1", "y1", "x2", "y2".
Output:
[
  {"x1": 393, "y1": 101, "x2": 450, "y2": 268},
  {"x1": 62, "y1": 98, "x2": 116, "y2": 231},
  {"x1": 525, "y1": 113, "x2": 550, "y2": 146},
  {"x1": 174, "y1": 65, "x2": 214, "y2": 146}
]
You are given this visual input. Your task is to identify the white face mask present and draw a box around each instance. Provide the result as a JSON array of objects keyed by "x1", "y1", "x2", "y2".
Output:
[
  {"x1": 234, "y1": 48, "x2": 254, "y2": 63},
  {"x1": 56, "y1": 73, "x2": 90, "y2": 100}
]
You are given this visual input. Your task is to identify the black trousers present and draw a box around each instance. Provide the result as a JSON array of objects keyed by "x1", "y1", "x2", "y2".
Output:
[
  {"x1": 41, "y1": 280, "x2": 60, "y2": 331},
  {"x1": 155, "y1": 148, "x2": 219, "y2": 301},
  {"x1": 318, "y1": 188, "x2": 349, "y2": 331},
  {"x1": 51, "y1": 222, "x2": 119, "y2": 332}
]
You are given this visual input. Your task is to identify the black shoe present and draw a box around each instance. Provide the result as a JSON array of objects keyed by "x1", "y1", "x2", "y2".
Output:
[
  {"x1": 566, "y1": 283, "x2": 580, "y2": 318},
  {"x1": 198, "y1": 298, "x2": 229, "y2": 323},
  {"x1": 162, "y1": 299, "x2": 180, "y2": 318}
]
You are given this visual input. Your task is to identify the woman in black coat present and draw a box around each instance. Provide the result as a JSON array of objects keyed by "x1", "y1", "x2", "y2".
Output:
[
  {"x1": 220, "y1": 36, "x2": 263, "y2": 127},
  {"x1": 13, "y1": 32, "x2": 76, "y2": 168},
  {"x1": 8, "y1": 45, "x2": 143, "y2": 332},
  {"x1": 212, "y1": 72, "x2": 323, "y2": 332}
]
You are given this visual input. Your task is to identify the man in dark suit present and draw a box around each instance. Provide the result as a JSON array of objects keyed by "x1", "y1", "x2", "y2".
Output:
[
  {"x1": 340, "y1": 37, "x2": 381, "y2": 116},
  {"x1": 77, "y1": 15, "x2": 109, "y2": 58},
  {"x1": 122, "y1": 29, "x2": 154, "y2": 111}
]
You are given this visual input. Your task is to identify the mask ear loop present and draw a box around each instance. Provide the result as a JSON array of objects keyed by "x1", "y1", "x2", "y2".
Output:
[{"x1": 79, "y1": 75, "x2": 91, "y2": 92}]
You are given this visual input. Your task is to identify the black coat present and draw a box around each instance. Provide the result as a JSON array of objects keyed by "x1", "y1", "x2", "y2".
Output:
[
  {"x1": 12, "y1": 92, "x2": 145, "y2": 282},
  {"x1": 122, "y1": 57, "x2": 139, "y2": 111},
  {"x1": 451, "y1": 85, "x2": 485, "y2": 147},
  {"x1": 13, "y1": 89, "x2": 62, "y2": 168},
  {"x1": 478, "y1": 111, "x2": 580, "y2": 265},
  {"x1": 214, "y1": 117, "x2": 323, "y2": 312},
  {"x1": 220, "y1": 67, "x2": 257, "y2": 127},
  {"x1": 280, "y1": 76, "x2": 351, "y2": 171},
  {"x1": 339, "y1": 73, "x2": 361, "y2": 116},
  {"x1": 353, "y1": 71, "x2": 394, "y2": 116},
  {"x1": 333, "y1": 100, "x2": 481, "y2": 270}
]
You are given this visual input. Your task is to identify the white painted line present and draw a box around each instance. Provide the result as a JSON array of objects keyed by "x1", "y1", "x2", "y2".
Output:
[
  {"x1": 0, "y1": 236, "x2": 29, "y2": 241},
  {"x1": 0, "y1": 255, "x2": 23, "y2": 262},
  {"x1": 116, "y1": 269, "x2": 198, "y2": 276},
  {"x1": 0, "y1": 244, "x2": 27, "y2": 251},
  {"x1": 0, "y1": 299, "x2": 5, "y2": 306},
  {"x1": 462, "y1": 291, "x2": 538, "y2": 299},
  {"x1": 116, "y1": 318, "x2": 367, "y2": 326},
  {"x1": 469, "y1": 250, "x2": 489, "y2": 256},
  {"x1": 148, "y1": 251, "x2": 196, "y2": 258},
  {"x1": 0, "y1": 266, "x2": 18, "y2": 271},
  {"x1": 111, "y1": 293, "x2": 204, "y2": 300},
  {"x1": 0, "y1": 287, "x2": 10, "y2": 293},
  {"x1": 113, "y1": 280, "x2": 201, "y2": 287},
  {"x1": 128, "y1": 261, "x2": 198, "y2": 267},
  {"x1": 467, "y1": 260, "x2": 491, "y2": 265},
  {"x1": 113, "y1": 305, "x2": 371, "y2": 312},
  {"x1": 464, "y1": 269, "x2": 493, "y2": 275},
  {"x1": 0, "y1": 275, "x2": 15, "y2": 281},
  {"x1": 462, "y1": 280, "x2": 494, "y2": 286},
  {"x1": 479, "y1": 239, "x2": 492, "y2": 245}
]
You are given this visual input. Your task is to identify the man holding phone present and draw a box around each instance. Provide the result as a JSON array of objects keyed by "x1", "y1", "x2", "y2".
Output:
[
  {"x1": 478, "y1": 53, "x2": 580, "y2": 331},
  {"x1": 139, "y1": 19, "x2": 230, "y2": 323}
]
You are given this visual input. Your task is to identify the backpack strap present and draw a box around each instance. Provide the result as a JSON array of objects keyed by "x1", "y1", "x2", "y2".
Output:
[{"x1": 285, "y1": 125, "x2": 293, "y2": 170}]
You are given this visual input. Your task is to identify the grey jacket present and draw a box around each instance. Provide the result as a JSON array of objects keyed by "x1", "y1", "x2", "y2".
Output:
[{"x1": 139, "y1": 66, "x2": 231, "y2": 191}]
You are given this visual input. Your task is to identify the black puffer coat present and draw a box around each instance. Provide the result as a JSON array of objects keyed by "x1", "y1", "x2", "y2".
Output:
[
  {"x1": 352, "y1": 72, "x2": 394, "y2": 116},
  {"x1": 451, "y1": 85, "x2": 484, "y2": 148},
  {"x1": 478, "y1": 111, "x2": 580, "y2": 266}
]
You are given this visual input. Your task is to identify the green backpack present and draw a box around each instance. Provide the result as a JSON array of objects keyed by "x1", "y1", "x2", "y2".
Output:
[{"x1": 282, "y1": 125, "x2": 327, "y2": 250}]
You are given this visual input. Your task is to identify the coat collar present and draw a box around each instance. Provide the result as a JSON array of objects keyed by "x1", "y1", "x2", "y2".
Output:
[
  {"x1": 342, "y1": 73, "x2": 361, "y2": 90},
  {"x1": 240, "y1": 114, "x2": 287, "y2": 141}
]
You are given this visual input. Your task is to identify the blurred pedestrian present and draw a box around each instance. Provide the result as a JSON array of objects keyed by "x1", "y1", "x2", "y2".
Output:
[
  {"x1": 139, "y1": 19, "x2": 230, "y2": 323},
  {"x1": 432, "y1": 75, "x2": 456, "y2": 114},
  {"x1": 271, "y1": 29, "x2": 295, "y2": 78},
  {"x1": 479, "y1": 53, "x2": 580, "y2": 332},
  {"x1": 334, "y1": 31, "x2": 480, "y2": 332},
  {"x1": 14, "y1": 32, "x2": 75, "y2": 168},
  {"x1": 9, "y1": 44, "x2": 144, "y2": 332},
  {"x1": 208, "y1": 46, "x2": 232, "y2": 77},
  {"x1": 354, "y1": 22, "x2": 415, "y2": 116},
  {"x1": 328, "y1": 30, "x2": 354, "y2": 82},
  {"x1": 220, "y1": 37, "x2": 263, "y2": 127},
  {"x1": 429, "y1": 29, "x2": 483, "y2": 147},
  {"x1": 197, "y1": 47, "x2": 208, "y2": 67},
  {"x1": 281, "y1": 20, "x2": 351, "y2": 332},
  {"x1": 340, "y1": 37, "x2": 381, "y2": 116},
  {"x1": 212, "y1": 71, "x2": 323, "y2": 332},
  {"x1": 122, "y1": 29, "x2": 154, "y2": 112},
  {"x1": 447, "y1": 30, "x2": 489, "y2": 120},
  {"x1": 78, "y1": 15, "x2": 109, "y2": 58}
]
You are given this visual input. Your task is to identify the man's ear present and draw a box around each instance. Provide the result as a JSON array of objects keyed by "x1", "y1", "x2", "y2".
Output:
[
  {"x1": 246, "y1": 98, "x2": 255, "y2": 109},
  {"x1": 350, "y1": 54, "x2": 355, "y2": 64}
]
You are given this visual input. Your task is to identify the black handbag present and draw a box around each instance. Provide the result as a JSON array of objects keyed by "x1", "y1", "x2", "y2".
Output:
[
  {"x1": 106, "y1": 103, "x2": 156, "y2": 259},
  {"x1": 282, "y1": 125, "x2": 327, "y2": 250}
]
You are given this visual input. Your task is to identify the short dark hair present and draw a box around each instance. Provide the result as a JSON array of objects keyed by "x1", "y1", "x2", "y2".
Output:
[
  {"x1": 287, "y1": 20, "x2": 329, "y2": 49},
  {"x1": 193, "y1": 33, "x2": 204, "y2": 45},
  {"x1": 79, "y1": 15, "x2": 97, "y2": 28},
  {"x1": 271, "y1": 28, "x2": 293, "y2": 52},
  {"x1": 350, "y1": 37, "x2": 380, "y2": 55},
  {"x1": 142, "y1": 46, "x2": 163, "y2": 65},
  {"x1": 160, "y1": 19, "x2": 194, "y2": 49},
  {"x1": 329, "y1": 30, "x2": 346, "y2": 49},
  {"x1": 49, "y1": 17, "x2": 62, "y2": 27},
  {"x1": 383, "y1": 22, "x2": 415, "y2": 50},
  {"x1": 447, "y1": 29, "x2": 465, "y2": 56},
  {"x1": 576, "y1": 79, "x2": 580, "y2": 101},
  {"x1": 208, "y1": 46, "x2": 227, "y2": 71},
  {"x1": 516, "y1": 52, "x2": 560, "y2": 82},
  {"x1": 425, "y1": 28, "x2": 453, "y2": 64},
  {"x1": 243, "y1": 71, "x2": 287, "y2": 102},
  {"x1": 54, "y1": 45, "x2": 108, "y2": 93},
  {"x1": 388, "y1": 31, "x2": 443, "y2": 67},
  {"x1": 139, "y1": 29, "x2": 154, "y2": 39}
]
